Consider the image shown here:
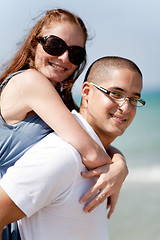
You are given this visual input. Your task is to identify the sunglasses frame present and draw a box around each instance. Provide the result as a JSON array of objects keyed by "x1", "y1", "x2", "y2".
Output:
[{"x1": 37, "y1": 35, "x2": 86, "y2": 66}]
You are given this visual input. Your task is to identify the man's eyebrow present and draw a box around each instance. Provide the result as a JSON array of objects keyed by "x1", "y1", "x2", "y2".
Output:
[{"x1": 109, "y1": 87, "x2": 141, "y2": 97}]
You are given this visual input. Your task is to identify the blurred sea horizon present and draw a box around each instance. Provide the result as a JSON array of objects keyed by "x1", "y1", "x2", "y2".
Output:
[
  {"x1": 73, "y1": 89, "x2": 160, "y2": 240},
  {"x1": 108, "y1": 90, "x2": 160, "y2": 240}
]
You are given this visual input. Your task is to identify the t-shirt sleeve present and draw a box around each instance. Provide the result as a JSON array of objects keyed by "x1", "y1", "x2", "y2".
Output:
[{"x1": 0, "y1": 138, "x2": 80, "y2": 217}]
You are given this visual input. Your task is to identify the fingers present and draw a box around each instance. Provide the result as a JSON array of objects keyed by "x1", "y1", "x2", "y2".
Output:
[
  {"x1": 82, "y1": 191, "x2": 109, "y2": 213},
  {"x1": 80, "y1": 174, "x2": 107, "y2": 203},
  {"x1": 107, "y1": 204, "x2": 115, "y2": 219},
  {"x1": 80, "y1": 163, "x2": 121, "y2": 215},
  {"x1": 81, "y1": 167, "x2": 103, "y2": 178},
  {"x1": 79, "y1": 184, "x2": 99, "y2": 204},
  {"x1": 107, "y1": 192, "x2": 119, "y2": 219},
  {"x1": 107, "y1": 196, "x2": 115, "y2": 219},
  {"x1": 80, "y1": 185, "x2": 119, "y2": 216},
  {"x1": 80, "y1": 186, "x2": 120, "y2": 216}
]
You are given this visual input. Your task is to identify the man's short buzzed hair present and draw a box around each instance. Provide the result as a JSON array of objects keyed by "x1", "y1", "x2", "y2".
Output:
[{"x1": 84, "y1": 56, "x2": 142, "y2": 84}]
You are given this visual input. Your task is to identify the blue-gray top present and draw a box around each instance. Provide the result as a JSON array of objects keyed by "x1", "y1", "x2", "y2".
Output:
[{"x1": 0, "y1": 71, "x2": 52, "y2": 177}]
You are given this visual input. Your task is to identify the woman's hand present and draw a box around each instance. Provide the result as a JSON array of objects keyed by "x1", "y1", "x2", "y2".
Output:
[
  {"x1": 79, "y1": 153, "x2": 128, "y2": 218},
  {"x1": 106, "y1": 190, "x2": 120, "y2": 219}
]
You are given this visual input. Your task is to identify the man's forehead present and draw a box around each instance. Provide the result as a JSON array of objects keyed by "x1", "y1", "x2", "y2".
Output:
[{"x1": 92, "y1": 69, "x2": 142, "y2": 93}]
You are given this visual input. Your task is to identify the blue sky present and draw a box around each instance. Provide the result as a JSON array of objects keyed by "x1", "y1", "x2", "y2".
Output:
[{"x1": 0, "y1": 0, "x2": 160, "y2": 93}]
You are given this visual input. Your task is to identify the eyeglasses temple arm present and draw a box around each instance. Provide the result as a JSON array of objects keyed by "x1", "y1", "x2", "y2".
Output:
[{"x1": 90, "y1": 82, "x2": 110, "y2": 95}]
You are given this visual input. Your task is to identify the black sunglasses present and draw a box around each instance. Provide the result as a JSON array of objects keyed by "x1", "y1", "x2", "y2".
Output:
[{"x1": 37, "y1": 35, "x2": 86, "y2": 66}]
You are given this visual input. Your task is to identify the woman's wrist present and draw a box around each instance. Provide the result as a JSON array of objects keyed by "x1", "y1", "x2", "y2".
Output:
[{"x1": 82, "y1": 143, "x2": 112, "y2": 169}]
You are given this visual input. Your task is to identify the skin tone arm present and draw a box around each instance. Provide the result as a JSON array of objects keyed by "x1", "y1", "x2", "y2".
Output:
[
  {"x1": 14, "y1": 69, "x2": 112, "y2": 169},
  {"x1": 0, "y1": 187, "x2": 25, "y2": 240},
  {"x1": 80, "y1": 146, "x2": 128, "y2": 219}
]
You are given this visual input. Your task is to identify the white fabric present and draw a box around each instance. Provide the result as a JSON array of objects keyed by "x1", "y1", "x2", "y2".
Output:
[{"x1": 0, "y1": 111, "x2": 109, "y2": 240}]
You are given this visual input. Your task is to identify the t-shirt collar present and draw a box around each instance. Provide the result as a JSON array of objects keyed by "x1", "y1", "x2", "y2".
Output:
[{"x1": 72, "y1": 110, "x2": 106, "y2": 152}]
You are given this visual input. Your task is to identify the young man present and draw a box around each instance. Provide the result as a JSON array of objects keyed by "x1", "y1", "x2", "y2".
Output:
[{"x1": 0, "y1": 56, "x2": 145, "y2": 240}]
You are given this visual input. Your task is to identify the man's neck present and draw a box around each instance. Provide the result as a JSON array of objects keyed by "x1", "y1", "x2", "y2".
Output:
[
  {"x1": 78, "y1": 109, "x2": 116, "y2": 150},
  {"x1": 97, "y1": 133, "x2": 116, "y2": 150}
]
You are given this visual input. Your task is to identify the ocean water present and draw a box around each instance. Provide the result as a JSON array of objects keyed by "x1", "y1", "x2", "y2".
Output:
[
  {"x1": 74, "y1": 90, "x2": 160, "y2": 240},
  {"x1": 107, "y1": 91, "x2": 160, "y2": 240}
]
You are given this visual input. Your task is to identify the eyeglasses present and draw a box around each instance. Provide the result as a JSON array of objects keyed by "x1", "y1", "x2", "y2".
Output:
[
  {"x1": 90, "y1": 82, "x2": 146, "y2": 107},
  {"x1": 37, "y1": 35, "x2": 86, "y2": 66}
]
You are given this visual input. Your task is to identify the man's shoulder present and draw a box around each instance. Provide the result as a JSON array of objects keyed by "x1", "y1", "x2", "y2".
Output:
[
  {"x1": 4, "y1": 132, "x2": 82, "y2": 187},
  {"x1": 23, "y1": 132, "x2": 81, "y2": 167},
  {"x1": 31, "y1": 132, "x2": 79, "y2": 153}
]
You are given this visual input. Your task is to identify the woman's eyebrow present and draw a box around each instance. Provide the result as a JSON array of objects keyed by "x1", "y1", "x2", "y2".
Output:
[{"x1": 110, "y1": 87, "x2": 141, "y2": 97}]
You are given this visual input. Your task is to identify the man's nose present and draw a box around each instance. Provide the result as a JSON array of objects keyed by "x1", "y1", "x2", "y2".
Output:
[{"x1": 118, "y1": 98, "x2": 130, "y2": 112}]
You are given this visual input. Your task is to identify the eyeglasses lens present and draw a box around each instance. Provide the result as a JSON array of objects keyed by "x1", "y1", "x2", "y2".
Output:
[{"x1": 110, "y1": 91, "x2": 144, "y2": 107}]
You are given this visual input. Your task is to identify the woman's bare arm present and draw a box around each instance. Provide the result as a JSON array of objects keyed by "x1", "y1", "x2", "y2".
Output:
[{"x1": 19, "y1": 70, "x2": 112, "y2": 169}]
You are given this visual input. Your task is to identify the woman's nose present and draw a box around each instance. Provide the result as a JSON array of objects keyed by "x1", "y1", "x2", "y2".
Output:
[{"x1": 58, "y1": 50, "x2": 70, "y2": 63}]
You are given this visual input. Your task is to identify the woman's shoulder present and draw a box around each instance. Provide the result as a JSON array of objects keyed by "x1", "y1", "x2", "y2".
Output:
[
  {"x1": 13, "y1": 69, "x2": 44, "y2": 83},
  {"x1": 13, "y1": 69, "x2": 50, "y2": 92}
]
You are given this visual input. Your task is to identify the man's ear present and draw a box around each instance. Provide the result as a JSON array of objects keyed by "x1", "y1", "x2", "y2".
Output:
[
  {"x1": 80, "y1": 82, "x2": 90, "y2": 109},
  {"x1": 81, "y1": 82, "x2": 90, "y2": 100}
]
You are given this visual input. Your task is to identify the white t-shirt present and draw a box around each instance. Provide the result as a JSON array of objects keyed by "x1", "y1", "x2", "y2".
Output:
[{"x1": 0, "y1": 111, "x2": 109, "y2": 240}]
